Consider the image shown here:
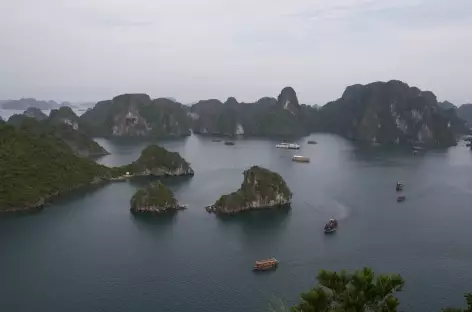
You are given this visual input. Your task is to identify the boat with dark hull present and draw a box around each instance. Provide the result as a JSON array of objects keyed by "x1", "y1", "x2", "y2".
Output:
[
  {"x1": 253, "y1": 258, "x2": 278, "y2": 271},
  {"x1": 324, "y1": 219, "x2": 338, "y2": 234}
]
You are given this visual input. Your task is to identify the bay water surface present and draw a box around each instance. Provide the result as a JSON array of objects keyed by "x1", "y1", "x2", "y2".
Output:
[{"x1": 2, "y1": 133, "x2": 472, "y2": 311}]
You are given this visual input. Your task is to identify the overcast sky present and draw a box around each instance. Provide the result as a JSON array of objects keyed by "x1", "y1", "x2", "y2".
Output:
[{"x1": 0, "y1": 0, "x2": 471, "y2": 105}]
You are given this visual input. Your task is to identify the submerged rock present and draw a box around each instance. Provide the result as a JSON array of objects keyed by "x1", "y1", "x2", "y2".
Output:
[
  {"x1": 208, "y1": 166, "x2": 292, "y2": 214},
  {"x1": 130, "y1": 181, "x2": 183, "y2": 214}
]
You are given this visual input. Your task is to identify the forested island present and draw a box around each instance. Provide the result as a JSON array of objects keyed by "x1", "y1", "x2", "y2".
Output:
[
  {"x1": 130, "y1": 181, "x2": 185, "y2": 214},
  {"x1": 0, "y1": 124, "x2": 193, "y2": 213}
]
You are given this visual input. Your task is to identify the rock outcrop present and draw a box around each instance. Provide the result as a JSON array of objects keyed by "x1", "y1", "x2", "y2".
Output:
[
  {"x1": 438, "y1": 101, "x2": 456, "y2": 110},
  {"x1": 207, "y1": 166, "x2": 292, "y2": 215},
  {"x1": 130, "y1": 181, "x2": 184, "y2": 214},
  {"x1": 79, "y1": 94, "x2": 191, "y2": 138},
  {"x1": 119, "y1": 145, "x2": 194, "y2": 177},
  {"x1": 49, "y1": 106, "x2": 80, "y2": 130},
  {"x1": 317, "y1": 80, "x2": 458, "y2": 147},
  {"x1": 190, "y1": 87, "x2": 310, "y2": 137},
  {"x1": 23, "y1": 107, "x2": 47, "y2": 120}
]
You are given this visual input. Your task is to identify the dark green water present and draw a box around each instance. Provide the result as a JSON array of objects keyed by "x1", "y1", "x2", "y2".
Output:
[{"x1": 2, "y1": 134, "x2": 472, "y2": 312}]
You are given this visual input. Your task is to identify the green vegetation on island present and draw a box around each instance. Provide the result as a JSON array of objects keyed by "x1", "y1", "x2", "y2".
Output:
[
  {"x1": 0, "y1": 125, "x2": 194, "y2": 212},
  {"x1": 130, "y1": 181, "x2": 181, "y2": 214},
  {"x1": 7, "y1": 114, "x2": 109, "y2": 157},
  {"x1": 209, "y1": 166, "x2": 291, "y2": 214},
  {"x1": 0, "y1": 124, "x2": 110, "y2": 212}
]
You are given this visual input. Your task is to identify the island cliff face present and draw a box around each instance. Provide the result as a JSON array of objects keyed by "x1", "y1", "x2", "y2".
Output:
[
  {"x1": 317, "y1": 80, "x2": 457, "y2": 147},
  {"x1": 79, "y1": 94, "x2": 191, "y2": 138},
  {"x1": 23, "y1": 107, "x2": 47, "y2": 120},
  {"x1": 190, "y1": 87, "x2": 309, "y2": 137},
  {"x1": 208, "y1": 166, "x2": 292, "y2": 215},
  {"x1": 130, "y1": 182, "x2": 181, "y2": 214},
  {"x1": 117, "y1": 145, "x2": 194, "y2": 177}
]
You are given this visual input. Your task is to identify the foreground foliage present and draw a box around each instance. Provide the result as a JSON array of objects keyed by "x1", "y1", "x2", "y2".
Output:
[{"x1": 291, "y1": 267, "x2": 404, "y2": 312}]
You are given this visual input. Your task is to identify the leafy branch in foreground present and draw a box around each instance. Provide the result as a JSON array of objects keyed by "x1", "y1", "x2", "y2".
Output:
[{"x1": 291, "y1": 267, "x2": 404, "y2": 312}]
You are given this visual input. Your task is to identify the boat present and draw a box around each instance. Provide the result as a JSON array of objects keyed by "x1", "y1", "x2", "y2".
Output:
[
  {"x1": 397, "y1": 196, "x2": 406, "y2": 202},
  {"x1": 276, "y1": 142, "x2": 300, "y2": 150},
  {"x1": 396, "y1": 182, "x2": 404, "y2": 192},
  {"x1": 224, "y1": 141, "x2": 235, "y2": 146},
  {"x1": 253, "y1": 258, "x2": 278, "y2": 271},
  {"x1": 292, "y1": 155, "x2": 310, "y2": 163},
  {"x1": 412, "y1": 146, "x2": 425, "y2": 151},
  {"x1": 324, "y1": 218, "x2": 338, "y2": 234},
  {"x1": 178, "y1": 204, "x2": 188, "y2": 210},
  {"x1": 307, "y1": 140, "x2": 317, "y2": 145}
]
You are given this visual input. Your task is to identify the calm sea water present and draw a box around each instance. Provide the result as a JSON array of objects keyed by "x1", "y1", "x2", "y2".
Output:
[{"x1": 2, "y1": 133, "x2": 472, "y2": 312}]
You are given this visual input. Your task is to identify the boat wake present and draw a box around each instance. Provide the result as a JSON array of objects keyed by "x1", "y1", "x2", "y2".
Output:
[{"x1": 304, "y1": 199, "x2": 350, "y2": 220}]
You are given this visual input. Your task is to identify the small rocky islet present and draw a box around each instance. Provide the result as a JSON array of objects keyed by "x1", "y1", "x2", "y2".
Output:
[
  {"x1": 206, "y1": 166, "x2": 292, "y2": 215},
  {"x1": 130, "y1": 181, "x2": 186, "y2": 214}
]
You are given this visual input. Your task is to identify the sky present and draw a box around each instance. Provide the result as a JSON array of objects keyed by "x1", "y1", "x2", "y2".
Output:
[{"x1": 0, "y1": 0, "x2": 471, "y2": 105}]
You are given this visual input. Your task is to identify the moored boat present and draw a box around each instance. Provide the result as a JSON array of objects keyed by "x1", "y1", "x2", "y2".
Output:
[
  {"x1": 276, "y1": 142, "x2": 300, "y2": 150},
  {"x1": 397, "y1": 196, "x2": 406, "y2": 202},
  {"x1": 253, "y1": 258, "x2": 278, "y2": 271},
  {"x1": 224, "y1": 141, "x2": 235, "y2": 146},
  {"x1": 324, "y1": 218, "x2": 338, "y2": 234},
  {"x1": 396, "y1": 182, "x2": 404, "y2": 192},
  {"x1": 292, "y1": 155, "x2": 310, "y2": 163},
  {"x1": 307, "y1": 140, "x2": 317, "y2": 145}
]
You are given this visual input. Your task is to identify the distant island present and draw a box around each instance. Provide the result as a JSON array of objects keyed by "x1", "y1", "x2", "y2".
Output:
[
  {"x1": 79, "y1": 94, "x2": 191, "y2": 138},
  {"x1": 206, "y1": 166, "x2": 292, "y2": 215},
  {"x1": 130, "y1": 181, "x2": 185, "y2": 214},
  {"x1": 1, "y1": 98, "x2": 64, "y2": 110},
  {"x1": 0, "y1": 124, "x2": 194, "y2": 213},
  {"x1": 3, "y1": 79, "x2": 467, "y2": 146}
]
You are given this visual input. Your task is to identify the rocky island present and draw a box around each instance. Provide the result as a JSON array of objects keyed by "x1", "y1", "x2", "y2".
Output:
[
  {"x1": 316, "y1": 80, "x2": 460, "y2": 147},
  {"x1": 0, "y1": 124, "x2": 194, "y2": 213},
  {"x1": 130, "y1": 181, "x2": 185, "y2": 214},
  {"x1": 115, "y1": 145, "x2": 194, "y2": 177},
  {"x1": 23, "y1": 107, "x2": 48, "y2": 120},
  {"x1": 206, "y1": 166, "x2": 292, "y2": 215},
  {"x1": 190, "y1": 87, "x2": 315, "y2": 137},
  {"x1": 79, "y1": 94, "x2": 191, "y2": 138}
]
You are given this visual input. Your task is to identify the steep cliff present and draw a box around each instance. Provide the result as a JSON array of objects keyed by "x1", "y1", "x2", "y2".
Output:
[
  {"x1": 79, "y1": 94, "x2": 191, "y2": 138},
  {"x1": 116, "y1": 145, "x2": 194, "y2": 177},
  {"x1": 208, "y1": 166, "x2": 292, "y2": 215},
  {"x1": 190, "y1": 87, "x2": 309, "y2": 137},
  {"x1": 317, "y1": 80, "x2": 457, "y2": 147},
  {"x1": 130, "y1": 181, "x2": 183, "y2": 214},
  {"x1": 49, "y1": 106, "x2": 80, "y2": 130}
]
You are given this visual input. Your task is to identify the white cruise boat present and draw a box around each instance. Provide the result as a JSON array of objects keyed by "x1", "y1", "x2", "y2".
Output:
[
  {"x1": 292, "y1": 155, "x2": 310, "y2": 163},
  {"x1": 276, "y1": 142, "x2": 300, "y2": 150}
]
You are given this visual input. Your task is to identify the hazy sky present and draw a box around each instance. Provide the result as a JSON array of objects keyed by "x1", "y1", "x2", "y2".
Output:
[{"x1": 0, "y1": 0, "x2": 471, "y2": 105}]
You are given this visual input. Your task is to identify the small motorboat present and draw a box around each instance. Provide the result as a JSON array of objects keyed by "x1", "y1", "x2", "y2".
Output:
[
  {"x1": 324, "y1": 218, "x2": 338, "y2": 234},
  {"x1": 397, "y1": 196, "x2": 406, "y2": 202},
  {"x1": 292, "y1": 155, "x2": 310, "y2": 163},
  {"x1": 224, "y1": 141, "x2": 235, "y2": 146},
  {"x1": 307, "y1": 140, "x2": 317, "y2": 145},
  {"x1": 253, "y1": 258, "x2": 278, "y2": 271},
  {"x1": 396, "y1": 182, "x2": 404, "y2": 192}
]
